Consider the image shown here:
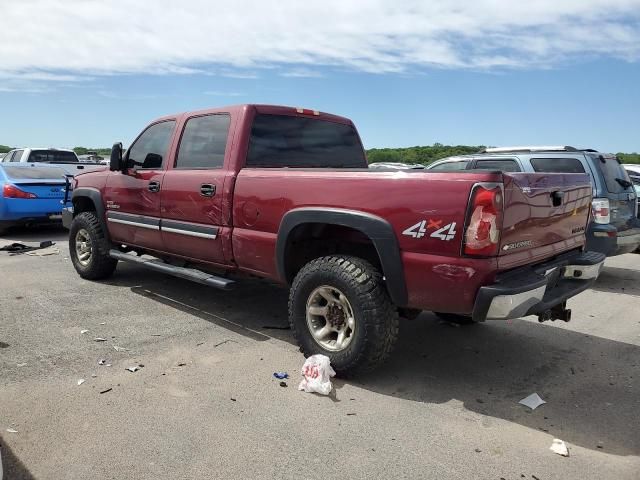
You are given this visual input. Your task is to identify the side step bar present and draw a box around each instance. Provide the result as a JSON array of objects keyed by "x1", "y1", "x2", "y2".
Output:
[{"x1": 109, "y1": 249, "x2": 234, "y2": 290}]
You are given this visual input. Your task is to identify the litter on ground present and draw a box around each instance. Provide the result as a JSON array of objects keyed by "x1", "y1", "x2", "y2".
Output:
[
  {"x1": 26, "y1": 247, "x2": 60, "y2": 256},
  {"x1": 550, "y1": 439, "x2": 570, "y2": 457},
  {"x1": 77, "y1": 379, "x2": 85, "y2": 386},
  {"x1": 0, "y1": 241, "x2": 54, "y2": 255},
  {"x1": 6, "y1": 428, "x2": 17, "y2": 433},
  {"x1": 273, "y1": 372, "x2": 289, "y2": 379},
  {"x1": 126, "y1": 365, "x2": 143, "y2": 372},
  {"x1": 81, "y1": 329, "x2": 89, "y2": 334},
  {"x1": 94, "y1": 338, "x2": 107, "y2": 342},
  {"x1": 519, "y1": 393, "x2": 546, "y2": 410},
  {"x1": 298, "y1": 354, "x2": 336, "y2": 395},
  {"x1": 113, "y1": 345, "x2": 127, "y2": 352},
  {"x1": 99, "y1": 388, "x2": 112, "y2": 394}
]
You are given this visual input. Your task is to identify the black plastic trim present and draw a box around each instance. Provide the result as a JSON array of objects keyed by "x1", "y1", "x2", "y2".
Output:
[
  {"x1": 276, "y1": 207, "x2": 408, "y2": 306},
  {"x1": 71, "y1": 188, "x2": 109, "y2": 238}
]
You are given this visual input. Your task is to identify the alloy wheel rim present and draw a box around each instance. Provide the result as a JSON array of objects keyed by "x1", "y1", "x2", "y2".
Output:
[
  {"x1": 75, "y1": 229, "x2": 93, "y2": 266},
  {"x1": 306, "y1": 285, "x2": 356, "y2": 352}
]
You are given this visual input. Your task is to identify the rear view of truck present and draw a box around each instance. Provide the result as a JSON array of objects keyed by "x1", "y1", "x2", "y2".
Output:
[{"x1": 466, "y1": 172, "x2": 604, "y2": 322}]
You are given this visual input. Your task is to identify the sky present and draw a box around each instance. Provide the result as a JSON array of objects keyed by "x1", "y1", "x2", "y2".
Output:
[{"x1": 0, "y1": 0, "x2": 639, "y2": 152}]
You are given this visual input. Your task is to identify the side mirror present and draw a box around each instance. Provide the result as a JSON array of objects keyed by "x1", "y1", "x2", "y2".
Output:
[{"x1": 109, "y1": 143, "x2": 123, "y2": 172}]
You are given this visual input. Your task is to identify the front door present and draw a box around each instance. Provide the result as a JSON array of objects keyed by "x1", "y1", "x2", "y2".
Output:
[
  {"x1": 103, "y1": 120, "x2": 176, "y2": 252},
  {"x1": 160, "y1": 113, "x2": 231, "y2": 265}
]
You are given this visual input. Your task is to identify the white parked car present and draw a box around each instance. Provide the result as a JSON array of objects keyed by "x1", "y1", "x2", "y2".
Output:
[{"x1": 1, "y1": 148, "x2": 105, "y2": 176}]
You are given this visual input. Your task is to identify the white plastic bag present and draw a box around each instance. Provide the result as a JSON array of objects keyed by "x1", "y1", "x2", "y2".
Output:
[{"x1": 298, "y1": 354, "x2": 336, "y2": 395}]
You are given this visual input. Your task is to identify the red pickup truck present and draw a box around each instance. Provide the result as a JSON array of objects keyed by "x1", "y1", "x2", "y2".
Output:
[{"x1": 63, "y1": 104, "x2": 604, "y2": 374}]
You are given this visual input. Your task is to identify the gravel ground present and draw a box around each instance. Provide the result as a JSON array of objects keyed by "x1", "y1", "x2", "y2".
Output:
[{"x1": 0, "y1": 226, "x2": 639, "y2": 480}]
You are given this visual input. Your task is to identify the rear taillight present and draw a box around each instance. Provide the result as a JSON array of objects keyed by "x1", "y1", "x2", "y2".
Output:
[
  {"x1": 591, "y1": 198, "x2": 610, "y2": 224},
  {"x1": 3, "y1": 184, "x2": 37, "y2": 199},
  {"x1": 463, "y1": 183, "x2": 503, "y2": 257}
]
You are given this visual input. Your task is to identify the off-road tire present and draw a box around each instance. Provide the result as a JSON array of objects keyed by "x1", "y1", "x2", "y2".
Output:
[
  {"x1": 289, "y1": 255, "x2": 399, "y2": 376},
  {"x1": 434, "y1": 312, "x2": 477, "y2": 325},
  {"x1": 69, "y1": 211, "x2": 117, "y2": 280}
]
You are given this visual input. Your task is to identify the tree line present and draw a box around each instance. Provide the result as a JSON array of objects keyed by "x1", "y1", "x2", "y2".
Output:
[
  {"x1": 2, "y1": 143, "x2": 639, "y2": 164},
  {"x1": 366, "y1": 144, "x2": 640, "y2": 165}
]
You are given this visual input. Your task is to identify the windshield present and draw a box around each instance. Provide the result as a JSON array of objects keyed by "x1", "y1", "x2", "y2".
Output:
[
  {"x1": 2, "y1": 165, "x2": 67, "y2": 180},
  {"x1": 27, "y1": 150, "x2": 78, "y2": 163}
]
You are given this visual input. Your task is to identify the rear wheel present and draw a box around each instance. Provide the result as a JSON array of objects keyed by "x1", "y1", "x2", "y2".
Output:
[
  {"x1": 289, "y1": 255, "x2": 399, "y2": 375},
  {"x1": 69, "y1": 211, "x2": 117, "y2": 280},
  {"x1": 434, "y1": 312, "x2": 477, "y2": 325}
]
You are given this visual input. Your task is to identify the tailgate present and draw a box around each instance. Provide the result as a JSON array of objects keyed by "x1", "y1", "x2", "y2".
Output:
[{"x1": 500, "y1": 173, "x2": 592, "y2": 256}]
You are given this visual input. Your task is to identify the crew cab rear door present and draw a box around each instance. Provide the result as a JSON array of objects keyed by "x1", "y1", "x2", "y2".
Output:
[{"x1": 159, "y1": 112, "x2": 233, "y2": 266}]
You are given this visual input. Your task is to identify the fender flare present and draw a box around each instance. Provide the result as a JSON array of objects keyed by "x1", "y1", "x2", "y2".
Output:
[
  {"x1": 71, "y1": 188, "x2": 109, "y2": 239},
  {"x1": 276, "y1": 207, "x2": 408, "y2": 306}
]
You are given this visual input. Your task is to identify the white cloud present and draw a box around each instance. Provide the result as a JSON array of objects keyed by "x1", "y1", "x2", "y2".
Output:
[
  {"x1": 0, "y1": 0, "x2": 639, "y2": 89},
  {"x1": 280, "y1": 68, "x2": 323, "y2": 78}
]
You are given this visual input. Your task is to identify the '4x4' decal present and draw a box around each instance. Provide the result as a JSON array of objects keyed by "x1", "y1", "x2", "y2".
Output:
[{"x1": 402, "y1": 220, "x2": 457, "y2": 241}]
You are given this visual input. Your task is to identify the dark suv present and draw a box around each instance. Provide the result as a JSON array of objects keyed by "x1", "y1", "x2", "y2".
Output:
[{"x1": 428, "y1": 146, "x2": 640, "y2": 256}]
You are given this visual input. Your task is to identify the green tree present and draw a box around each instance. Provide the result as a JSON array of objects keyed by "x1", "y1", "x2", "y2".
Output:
[
  {"x1": 617, "y1": 152, "x2": 640, "y2": 164},
  {"x1": 0, "y1": 145, "x2": 12, "y2": 153},
  {"x1": 366, "y1": 144, "x2": 486, "y2": 165}
]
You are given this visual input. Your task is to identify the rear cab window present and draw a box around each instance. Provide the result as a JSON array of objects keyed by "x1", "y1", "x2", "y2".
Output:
[
  {"x1": 246, "y1": 114, "x2": 366, "y2": 168},
  {"x1": 28, "y1": 150, "x2": 78, "y2": 163}
]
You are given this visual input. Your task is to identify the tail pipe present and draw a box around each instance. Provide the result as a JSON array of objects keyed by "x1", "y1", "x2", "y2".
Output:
[{"x1": 538, "y1": 302, "x2": 572, "y2": 323}]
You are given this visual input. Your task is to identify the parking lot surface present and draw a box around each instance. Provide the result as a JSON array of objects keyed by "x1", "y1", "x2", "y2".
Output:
[{"x1": 1, "y1": 227, "x2": 639, "y2": 479}]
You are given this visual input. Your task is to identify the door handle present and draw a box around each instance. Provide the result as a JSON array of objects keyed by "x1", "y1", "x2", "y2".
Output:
[
  {"x1": 200, "y1": 184, "x2": 216, "y2": 197},
  {"x1": 551, "y1": 191, "x2": 565, "y2": 207},
  {"x1": 148, "y1": 181, "x2": 161, "y2": 193}
]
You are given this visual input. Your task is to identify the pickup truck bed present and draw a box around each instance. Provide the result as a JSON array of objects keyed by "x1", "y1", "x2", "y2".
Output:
[{"x1": 63, "y1": 104, "x2": 605, "y2": 374}]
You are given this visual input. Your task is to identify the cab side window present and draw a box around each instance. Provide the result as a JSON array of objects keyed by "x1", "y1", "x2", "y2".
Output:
[
  {"x1": 175, "y1": 114, "x2": 230, "y2": 169},
  {"x1": 11, "y1": 150, "x2": 24, "y2": 162},
  {"x1": 430, "y1": 160, "x2": 469, "y2": 171},
  {"x1": 473, "y1": 159, "x2": 521, "y2": 172},
  {"x1": 128, "y1": 121, "x2": 175, "y2": 169}
]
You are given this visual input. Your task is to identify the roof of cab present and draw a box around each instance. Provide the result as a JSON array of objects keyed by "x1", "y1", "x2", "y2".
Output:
[{"x1": 152, "y1": 104, "x2": 354, "y2": 125}]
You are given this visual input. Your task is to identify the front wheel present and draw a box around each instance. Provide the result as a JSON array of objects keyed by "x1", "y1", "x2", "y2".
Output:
[
  {"x1": 289, "y1": 256, "x2": 399, "y2": 375},
  {"x1": 69, "y1": 211, "x2": 117, "y2": 280}
]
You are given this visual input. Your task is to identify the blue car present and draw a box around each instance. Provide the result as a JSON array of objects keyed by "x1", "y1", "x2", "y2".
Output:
[{"x1": 0, "y1": 163, "x2": 70, "y2": 233}]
